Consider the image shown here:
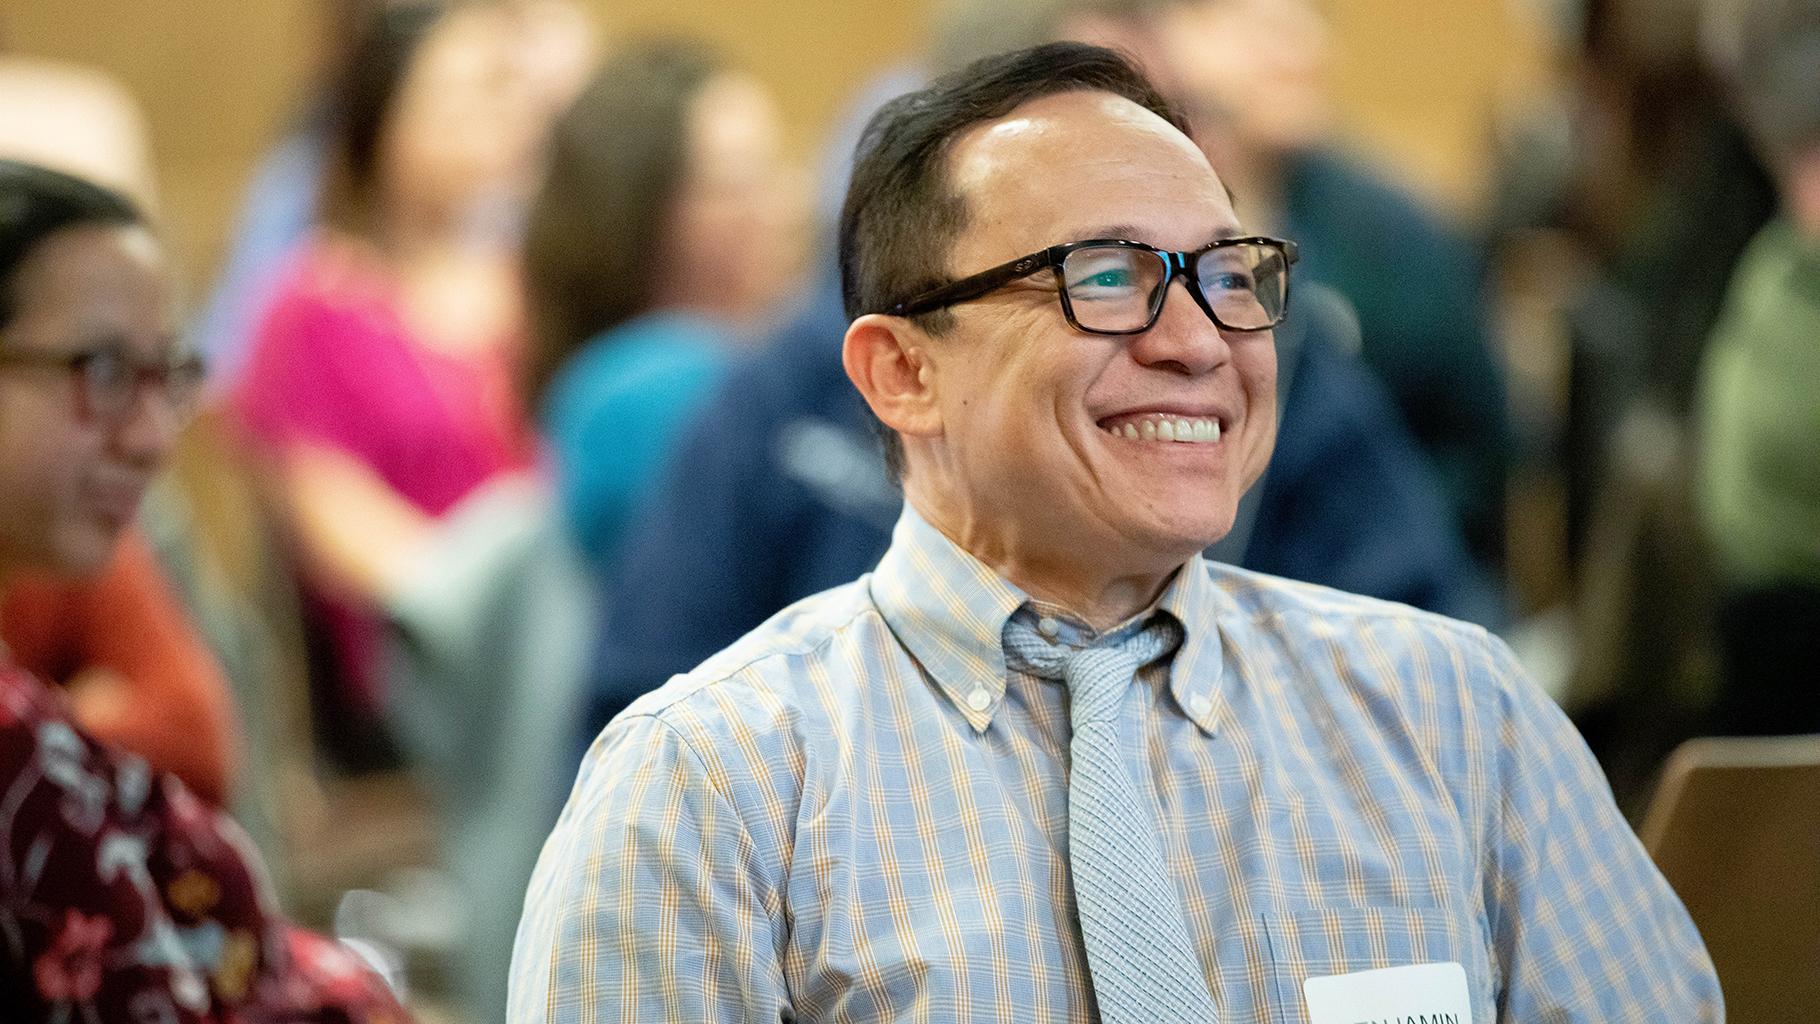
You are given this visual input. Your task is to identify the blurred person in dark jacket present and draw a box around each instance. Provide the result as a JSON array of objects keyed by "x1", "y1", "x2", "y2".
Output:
[{"x1": 1160, "y1": 0, "x2": 1512, "y2": 572}]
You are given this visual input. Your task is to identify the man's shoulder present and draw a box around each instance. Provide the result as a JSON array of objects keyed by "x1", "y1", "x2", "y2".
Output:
[
  {"x1": 614, "y1": 577, "x2": 886, "y2": 731},
  {"x1": 1202, "y1": 564, "x2": 1534, "y2": 759},
  {"x1": 1205, "y1": 560, "x2": 1497, "y2": 652}
]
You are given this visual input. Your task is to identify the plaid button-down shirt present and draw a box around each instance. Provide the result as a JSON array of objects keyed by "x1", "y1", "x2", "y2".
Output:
[{"x1": 512, "y1": 508, "x2": 1719, "y2": 1023}]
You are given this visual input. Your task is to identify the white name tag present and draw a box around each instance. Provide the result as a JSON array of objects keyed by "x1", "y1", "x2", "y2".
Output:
[{"x1": 1302, "y1": 961, "x2": 1473, "y2": 1024}]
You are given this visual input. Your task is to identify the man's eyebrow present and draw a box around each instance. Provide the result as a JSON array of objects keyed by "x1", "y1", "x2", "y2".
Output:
[
  {"x1": 1068, "y1": 224, "x2": 1249, "y2": 245},
  {"x1": 1083, "y1": 223, "x2": 1143, "y2": 240}
]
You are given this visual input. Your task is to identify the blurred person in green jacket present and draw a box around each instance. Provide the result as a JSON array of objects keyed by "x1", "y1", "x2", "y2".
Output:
[{"x1": 1696, "y1": 0, "x2": 1820, "y2": 734}]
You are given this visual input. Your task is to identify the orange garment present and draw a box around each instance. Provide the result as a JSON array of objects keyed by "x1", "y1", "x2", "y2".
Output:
[{"x1": 0, "y1": 530, "x2": 239, "y2": 806}]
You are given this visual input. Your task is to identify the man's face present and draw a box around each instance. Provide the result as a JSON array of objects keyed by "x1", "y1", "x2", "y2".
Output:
[
  {"x1": 910, "y1": 90, "x2": 1278, "y2": 580},
  {"x1": 0, "y1": 224, "x2": 176, "y2": 577}
]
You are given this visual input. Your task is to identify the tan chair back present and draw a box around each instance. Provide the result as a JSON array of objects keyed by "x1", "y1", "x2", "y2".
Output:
[{"x1": 1641, "y1": 734, "x2": 1820, "y2": 1023}]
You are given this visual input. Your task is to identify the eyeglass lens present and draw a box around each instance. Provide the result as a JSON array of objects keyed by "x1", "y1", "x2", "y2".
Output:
[
  {"x1": 1059, "y1": 242, "x2": 1286, "y2": 332},
  {"x1": 81, "y1": 349, "x2": 205, "y2": 421}
]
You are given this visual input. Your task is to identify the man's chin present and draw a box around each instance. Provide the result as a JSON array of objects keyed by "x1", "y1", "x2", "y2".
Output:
[
  {"x1": 1122, "y1": 485, "x2": 1239, "y2": 549},
  {"x1": 1104, "y1": 514, "x2": 1232, "y2": 570}
]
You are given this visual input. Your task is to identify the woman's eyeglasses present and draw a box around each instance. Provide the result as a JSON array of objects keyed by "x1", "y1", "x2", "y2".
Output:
[{"x1": 0, "y1": 342, "x2": 206, "y2": 423}]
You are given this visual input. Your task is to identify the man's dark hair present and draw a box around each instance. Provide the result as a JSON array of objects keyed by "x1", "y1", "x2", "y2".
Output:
[
  {"x1": 837, "y1": 41, "x2": 1188, "y2": 481},
  {"x1": 0, "y1": 159, "x2": 144, "y2": 333}
]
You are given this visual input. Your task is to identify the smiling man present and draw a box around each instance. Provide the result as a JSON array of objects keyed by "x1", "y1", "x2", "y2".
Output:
[{"x1": 510, "y1": 43, "x2": 1720, "y2": 1023}]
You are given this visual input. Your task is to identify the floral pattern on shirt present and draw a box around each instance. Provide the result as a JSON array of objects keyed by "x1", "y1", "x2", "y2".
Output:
[{"x1": 2, "y1": 660, "x2": 409, "y2": 1023}]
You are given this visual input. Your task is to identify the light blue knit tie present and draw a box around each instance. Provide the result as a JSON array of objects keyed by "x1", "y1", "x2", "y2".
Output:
[{"x1": 1004, "y1": 615, "x2": 1218, "y2": 1024}]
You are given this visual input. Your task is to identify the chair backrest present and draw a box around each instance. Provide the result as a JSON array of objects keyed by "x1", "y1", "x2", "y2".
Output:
[
  {"x1": 383, "y1": 473, "x2": 598, "y2": 1024},
  {"x1": 1640, "y1": 734, "x2": 1820, "y2": 1023},
  {"x1": 0, "y1": 57, "x2": 159, "y2": 207}
]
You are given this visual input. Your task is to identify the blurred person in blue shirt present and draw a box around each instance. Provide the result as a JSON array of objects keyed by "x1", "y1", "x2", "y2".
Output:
[{"x1": 522, "y1": 39, "x2": 802, "y2": 567}]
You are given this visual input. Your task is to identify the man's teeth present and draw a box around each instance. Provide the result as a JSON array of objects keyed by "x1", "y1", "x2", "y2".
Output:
[{"x1": 1104, "y1": 417, "x2": 1221, "y2": 444}]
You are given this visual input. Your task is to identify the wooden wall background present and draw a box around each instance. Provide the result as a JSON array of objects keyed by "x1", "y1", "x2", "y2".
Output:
[{"x1": 2, "y1": 0, "x2": 1552, "y2": 296}]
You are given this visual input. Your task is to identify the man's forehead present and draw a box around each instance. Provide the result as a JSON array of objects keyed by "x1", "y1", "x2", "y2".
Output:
[
  {"x1": 952, "y1": 90, "x2": 1202, "y2": 173},
  {"x1": 945, "y1": 90, "x2": 1229, "y2": 251}
]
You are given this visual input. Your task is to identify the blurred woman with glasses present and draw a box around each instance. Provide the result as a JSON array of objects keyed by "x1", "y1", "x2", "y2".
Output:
[
  {"x1": 0, "y1": 165, "x2": 239, "y2": 810},
  {"x1": 0, "y1": 159, "x2": 407, "y2": 1023}
]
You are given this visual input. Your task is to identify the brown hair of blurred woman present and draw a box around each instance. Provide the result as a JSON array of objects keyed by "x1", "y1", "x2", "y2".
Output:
[
  {"x1": 317, "y1": 0, "x2": 449, "y2": 240},
  {"x1": 518, "y1": 39, "x2": 721, "y2": 413}
]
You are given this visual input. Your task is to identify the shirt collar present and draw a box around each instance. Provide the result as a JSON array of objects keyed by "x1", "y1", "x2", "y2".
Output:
[
  {"x1": 869, "y1": 505, "x2": 1226, "y2": 734},
  {"x1": 1153, "y1": 553, "x2": 1227, "y2": 735},
  {"x1": 870, "y1": 506, "x2": 1025, "y2": 733},
  {"x1": 1018, "y1": 555, "x2": 1227, "y2": 735}
]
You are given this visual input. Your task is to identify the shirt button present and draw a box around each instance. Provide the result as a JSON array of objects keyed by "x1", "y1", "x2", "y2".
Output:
[
  {"x1": 1189, "y1": 695, "x2": 1212, "y2": 717},
  {"x1": 967, "y1": 689, "x2": 992, "y2": 712},
  {"x1": 1037, "y1": 616, "x2": 1062, "y2": 639}
]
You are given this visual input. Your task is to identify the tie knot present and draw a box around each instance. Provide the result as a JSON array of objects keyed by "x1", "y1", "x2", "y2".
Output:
[{"x1": 1003, "y1": 614, "x2": 1183, "y2": 726}]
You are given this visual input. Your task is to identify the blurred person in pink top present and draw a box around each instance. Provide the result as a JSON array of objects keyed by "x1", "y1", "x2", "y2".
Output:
[{"x1": 227, "y1": 0, "x2": 591, "y2": 765}]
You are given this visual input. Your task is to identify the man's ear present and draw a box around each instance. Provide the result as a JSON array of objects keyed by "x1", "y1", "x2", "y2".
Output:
[{"x1": 843, "y1": 313, "x2": 944, "y2": 440}]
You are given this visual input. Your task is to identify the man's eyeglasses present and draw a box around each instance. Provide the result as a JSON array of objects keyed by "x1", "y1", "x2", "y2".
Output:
[
  {"x1": 0, "y1": 344, "x2": 206, "y2": 423},
  {"x1": 886, "y1": 236, "x2": 1299, "y2": 335}
]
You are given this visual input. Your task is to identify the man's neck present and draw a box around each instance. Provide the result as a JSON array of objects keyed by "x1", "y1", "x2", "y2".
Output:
[
  {"x1": 1010, "y1": 565, "x2": 1178, "y2": 634},
  {"x1": 905, "y1": 489, "x2": 1185, "y2": 632}
]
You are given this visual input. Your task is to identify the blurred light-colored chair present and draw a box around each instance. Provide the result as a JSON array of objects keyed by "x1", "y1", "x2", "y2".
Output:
[
  {"x1": 0, "y1": 56, "x2": 158, "y2": 207},
  {"x1": 386, "y1": 473, "x2": 597, "y2": 1024},
  {"x1": 1641, "y1": 734, "x2": 1820, "y2": 1023}
]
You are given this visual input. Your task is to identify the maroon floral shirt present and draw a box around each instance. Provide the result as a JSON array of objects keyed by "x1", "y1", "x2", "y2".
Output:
[{"x1": 1, "y1": 659, "x2": 409, "y2": 1023}]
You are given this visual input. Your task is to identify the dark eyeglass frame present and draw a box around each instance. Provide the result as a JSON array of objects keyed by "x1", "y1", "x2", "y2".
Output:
[
  {"x1": 885, "y1": 235, "x2": 1300, "y2": 335},
  {"x1": 0, "y1": 343, "x2": 207, "y2": 422}
]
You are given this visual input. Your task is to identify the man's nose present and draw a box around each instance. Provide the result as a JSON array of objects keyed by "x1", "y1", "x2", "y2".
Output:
[{"x1": 1125, "y1": 277, "x2": 1235, "y2": 375}]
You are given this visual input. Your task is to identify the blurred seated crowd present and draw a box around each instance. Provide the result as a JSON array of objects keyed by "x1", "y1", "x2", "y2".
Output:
[{"x1": 1, "y1": 0, "x2": 1815, "y2": 1018}]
